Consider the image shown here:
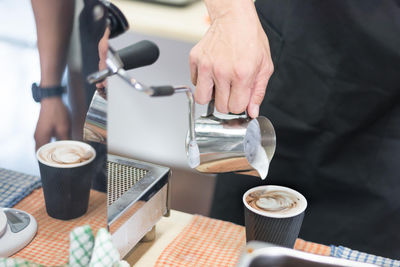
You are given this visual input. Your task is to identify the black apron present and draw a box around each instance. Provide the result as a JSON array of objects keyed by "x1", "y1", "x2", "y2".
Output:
[{"x1": 210, "y1": 0, "x2": 400, "y2": 258}]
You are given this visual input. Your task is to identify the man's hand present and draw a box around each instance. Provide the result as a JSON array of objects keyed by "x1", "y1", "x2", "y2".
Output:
[
  {"x1": 34, "y1": 97, "x2": 70, "y2": 150},
  {"x1": 190, "y1": 0, "x2": 273, "y2": 118},
  {"x1": 96, "y1": 27, "x2": 110, "y2": 99}
]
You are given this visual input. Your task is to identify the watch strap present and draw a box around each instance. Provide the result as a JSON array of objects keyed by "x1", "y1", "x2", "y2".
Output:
[{"x1": 31, "y1": 83, "x2": 65, "y2": 102}]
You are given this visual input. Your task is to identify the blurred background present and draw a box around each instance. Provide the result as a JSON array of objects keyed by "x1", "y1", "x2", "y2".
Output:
[{"x1": 0, "y1": 0, "x2": 40, "y2": 176}]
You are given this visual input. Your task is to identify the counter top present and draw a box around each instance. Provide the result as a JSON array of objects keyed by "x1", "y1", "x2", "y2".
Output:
[
  {"x1": 112, "y1": 0, "x2": 209, "y2": 43},
  {"x1": 124, "y1": 210, "x2": 193, "y2": 266},
  {"x1": 123, "y1": 210, "x2": 334, "y2": 266}
]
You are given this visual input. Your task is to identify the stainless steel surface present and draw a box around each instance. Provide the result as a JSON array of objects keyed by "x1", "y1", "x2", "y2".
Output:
[
  {"x1": 170, "y1": 85, "x2": 195, "y2": 142},
  {"x1": 111, "y1": 184, "x2": 168, "y2": 258},
  {"x1": 87, "y1": 47, "x2": 155, "y2": 95},
  {"x1": 107, "y1": 154, "x2": 170, "y2": 257},
  {"x1": 107, "y1": 160, "x2": 148, "y2": 206},
  {"x1": 237, "y1": 241, "x2": 377, "y2": 267},
  {"x1": 83, "y1": 91, "x2": 107, "y2": 144},
  {"x1": 115, "y1": 69, "x2": 155, "y2": 96},
  {"x1": 186, "y1": 100, "x2": 276, "y2": 178},
  {"x1": 87, "y1": 69, "x2": 111, "y2": 84},
  {"x1": 107, "y1": 154, "x2": 170, "y2": 224}
]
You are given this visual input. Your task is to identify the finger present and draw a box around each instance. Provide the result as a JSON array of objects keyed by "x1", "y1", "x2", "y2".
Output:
[
  {"x1": 229, "y1": 67, "x2": 254, "y2": 114},
  {"x1": 194, "y1": 62, "x2": 214, "y2": 105},
  {"x1": 248, "y1": 82, "x2": 266, "y2": 118},
  {"x1": 98, "y1": 27, "x2": 110, "y2": 71},
  {"x1": 96, "y1": 84, "x2": 107, "y2": 99},
  {"x1": 214, "y1": 77, "x2": 230, "y2": 114},
  {"x1": 189, "y1": 49, "x2": 198, "y2": 85},
  {"x1": 248, "y1": 64, "x2": 272, "y2": 118}
]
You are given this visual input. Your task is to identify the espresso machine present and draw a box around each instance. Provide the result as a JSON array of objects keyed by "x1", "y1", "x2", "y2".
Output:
[
  {"x1": 85, "y1": 35, "x2": 194, "y2": 255},
  {"x1": 81, "y1": 2, "x2": 173, "y2": 257}
]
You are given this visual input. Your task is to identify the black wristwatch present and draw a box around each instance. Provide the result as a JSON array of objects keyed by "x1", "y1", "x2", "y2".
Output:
[{"x1": 31, "y1": 83, "x2": 65, "y2": 103}]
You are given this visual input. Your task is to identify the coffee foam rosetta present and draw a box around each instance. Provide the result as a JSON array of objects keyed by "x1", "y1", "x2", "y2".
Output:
[
  {"x1": 39, "y1": 143, "x2": 94, "y2": 166},
  {"x1": 244, "y1": 187, "x2": 307, "y2": 218}
]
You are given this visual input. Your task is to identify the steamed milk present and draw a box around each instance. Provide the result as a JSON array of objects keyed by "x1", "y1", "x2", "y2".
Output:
[
  {"x1": 245, "y1": 186, "x2": 307, "y2": 218},
  {"x1": 38, "y1": 142, "x2": 94, "y2": 166},
  {"x1": 244, "y1": 119, "x2": 270, "y2": 179}
]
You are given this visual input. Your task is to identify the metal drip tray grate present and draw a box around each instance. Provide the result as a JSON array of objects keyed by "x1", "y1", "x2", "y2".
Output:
[
  {"x1": 107, "y1": 160, "x2": 148, "y2": 206},
  {"x1": 107, "y1": 154, "x2": 170, "y2": 258}
]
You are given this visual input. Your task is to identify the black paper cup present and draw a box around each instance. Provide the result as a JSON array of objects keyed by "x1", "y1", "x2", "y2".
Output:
[
  {"x1": 37, "y1": 141, "x2": 96, "y2": 220},
  {"x1": 243, "y1": 185, "x2": 307, "y2": 248}
]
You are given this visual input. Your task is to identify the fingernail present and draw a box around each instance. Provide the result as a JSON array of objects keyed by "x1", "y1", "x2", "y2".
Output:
[{"x1": 250, "y1": 104, "x2": 259, "y2": 118}]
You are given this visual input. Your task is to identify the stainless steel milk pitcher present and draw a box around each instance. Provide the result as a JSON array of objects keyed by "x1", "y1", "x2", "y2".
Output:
[
  {"x1": 83, "y1": 90, "x2": 107, "y2": 144},
  {"x1": 186, "y1": 100, "x2": 276, "y2": 179}
]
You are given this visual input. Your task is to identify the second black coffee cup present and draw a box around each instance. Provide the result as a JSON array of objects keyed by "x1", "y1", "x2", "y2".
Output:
[
  {"x1": 243, "y1": 185, "x2": 307, "y2": 248},
  {"x1": 37, "y1": 140, "x2": 96, "y2": 220}
]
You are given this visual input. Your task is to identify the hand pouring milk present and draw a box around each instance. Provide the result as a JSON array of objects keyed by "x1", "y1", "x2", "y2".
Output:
[{"x1": 186, "y1": 100, "x2": 275, "y2": 179}]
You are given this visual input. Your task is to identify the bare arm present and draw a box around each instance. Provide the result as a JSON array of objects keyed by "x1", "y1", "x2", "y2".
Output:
[
  {"x1": 31, "y1": 0, "x2": 75, "y2": 150},
  {"x1": 190, "y1": 0, "x2": 273, "y2": 118}
]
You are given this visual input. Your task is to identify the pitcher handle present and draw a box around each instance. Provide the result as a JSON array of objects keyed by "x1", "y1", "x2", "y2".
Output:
[{"x1": 206, "y1": 99, "x2": 250, "y2": 119}]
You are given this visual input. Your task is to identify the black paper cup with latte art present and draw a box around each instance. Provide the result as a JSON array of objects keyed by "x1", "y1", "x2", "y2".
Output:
[
  {"x1": 243, "y1": 185, "x2": 307, "y2": 248},
  {"x1": 37, "y1": 140, "x2": 96, "y2": 220}
]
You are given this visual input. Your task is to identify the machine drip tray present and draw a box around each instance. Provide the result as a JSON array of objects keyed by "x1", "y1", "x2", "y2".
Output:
[{"x1": 107, "y1": 154, "x2": 170, "y2": 257}]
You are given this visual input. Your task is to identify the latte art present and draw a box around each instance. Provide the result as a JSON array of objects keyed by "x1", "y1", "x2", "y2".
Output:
[
  {"x1": 246, "y1": 190, "x2": 300, "y2": 213},
  {"x1": 38, "y1": 142, "x2": 94, "y2": 166}
]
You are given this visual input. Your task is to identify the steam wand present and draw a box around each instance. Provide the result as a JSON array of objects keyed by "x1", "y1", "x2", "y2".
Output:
[{"x1": 87, "y1": 46, "x2": 200, "y2": 168}]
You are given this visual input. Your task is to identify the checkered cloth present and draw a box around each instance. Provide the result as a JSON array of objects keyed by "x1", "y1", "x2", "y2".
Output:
[
  {"x1": 155, "y1": 215, "x2": 246, "y2": 266},
  {"x1": 69, "y1": 226, "x2": 128, "y2": 267},
  {"x1": 10, "y1": 188, "x2": 107, "y2": 266},
  {"x1": 295, "y1": 238, "x2": 331, "y2": 256},
  {"x1": 69, "y1": 225, "x2": 95, "y2": 267},
  {"x1": 331, "y1": 246, "x2": 400, "y2": 267},
  {"x1": 155, "y1": 215, "x2": 331, "y2": 267},
  {"x1": 0, "y1": 168, "x2": 41, "y2": 208},
  {"x1": 0, "y1": 225, "x2": 128, "y2": 267},
  {"x1": 88, "y1": 228, "x2": 120, "y2": 267},
  {"x1": 0, "y1": 258, "x2": 43, "y2": 267}
]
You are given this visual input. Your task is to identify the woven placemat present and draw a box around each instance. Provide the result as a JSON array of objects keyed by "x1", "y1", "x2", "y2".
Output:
[
  {"x1": 155, "y1": 215, "x2": 330, "y2": 267},
  {"x1": 0, "y1": 168, "x2": 41, "y2": 208},
  {"x1": 11, "y1": 188, "x2": 107, "y2": 266}
]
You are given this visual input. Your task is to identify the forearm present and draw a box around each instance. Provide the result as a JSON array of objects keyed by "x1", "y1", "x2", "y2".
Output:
[
  {"x1": 203, "y1": 0, "x2": 257, "y2": 22},
  {"x1": 31, "y1": 0, "x2": 75, "y2": 87}
]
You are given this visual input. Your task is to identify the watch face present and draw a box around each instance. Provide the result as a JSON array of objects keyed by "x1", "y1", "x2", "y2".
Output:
[{"x1": 31, "y1": 83, "x2": 41, "y2": 102}]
